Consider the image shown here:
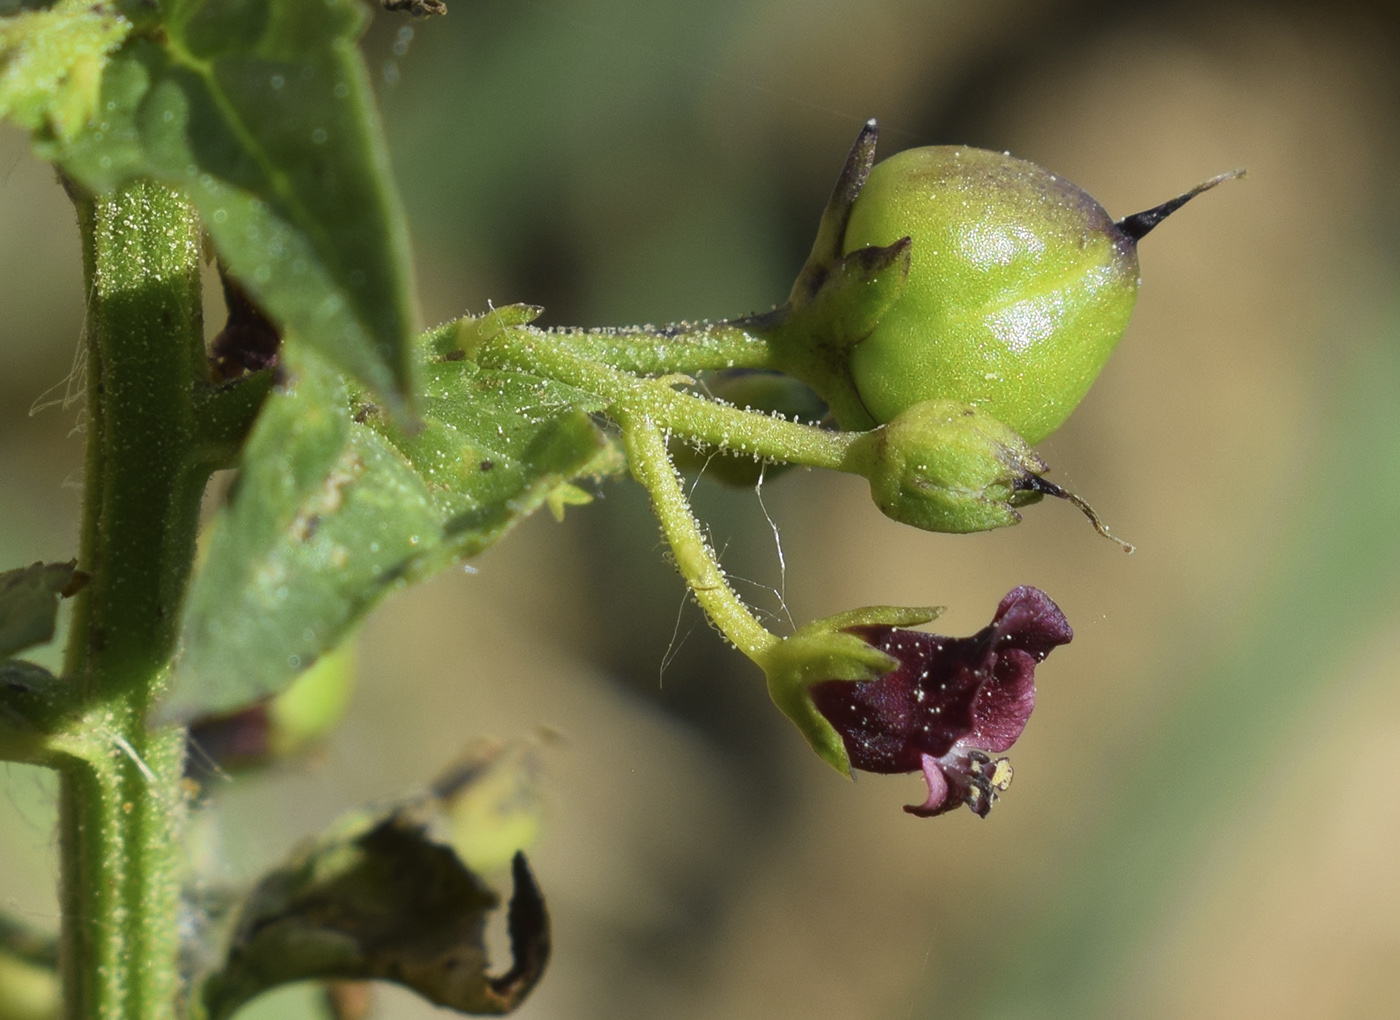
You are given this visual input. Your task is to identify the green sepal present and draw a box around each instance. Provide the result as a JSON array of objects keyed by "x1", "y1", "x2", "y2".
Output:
[
  {"x1": 744, "y1": 120, "x2": 911, "y2": 430},
  {"x1": 756, "y1": 605, "x2": 939, "y2": 776},
  {"x1": 764, "y1": 237, "x2": 909, "y2": 430},
  {"x1": 199, "y1": 808, "x2": 549, "y2": 1020},
  {"x1": 790, "y1": 238, "x2": 912, "y2": 346},
  {"x1": 454, "y1": 305, "x2": 545, "y2": 361}
]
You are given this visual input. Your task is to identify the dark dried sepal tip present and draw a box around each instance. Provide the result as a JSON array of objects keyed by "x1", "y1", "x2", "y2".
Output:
[
  {"x1": 827, "y1": 119, "x2": 880, "y2": 237},
  {"x1": 60, "y1": 569, "x2": 91, "y2": 599},
  {"x1": 1016, "y1": 475, "x2": 1134, "y2": 552},
  {"x1": 1116, "y1": 168, "x2": 1246, "y2": 241},
  {"x1": 211, "y1": 266, "x2": 281, "y2": 381},
  {"x1": 841, "y1": 236, "x2": 909, "y2": 278},
  {"x1": 791, "y1": 119, "x2": 882, "y2": 300}
]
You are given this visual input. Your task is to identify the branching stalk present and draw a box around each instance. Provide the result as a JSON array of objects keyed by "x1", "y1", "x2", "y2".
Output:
[
  {"x1": 475, "y1": 322, "x2": 882, "y2": 663},
  {"x1": 477, "y1": 325, "x2": 859, "y2": 470},
  {"x1": 614, "y1": 409, "x2": 779, "y2": 661},
  {"x1": 547, "y1": 320, "x2": 775, "y2": 375}
]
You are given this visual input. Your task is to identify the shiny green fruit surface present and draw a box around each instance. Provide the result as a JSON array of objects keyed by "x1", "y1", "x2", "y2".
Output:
[{"x1": 844, "y1": 146, "x2": 1140, "y2": 443}]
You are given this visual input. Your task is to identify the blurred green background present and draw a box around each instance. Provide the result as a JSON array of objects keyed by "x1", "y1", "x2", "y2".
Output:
[{"x1": 5, "y1": 0, "x2": 1400, "y2": 1017}]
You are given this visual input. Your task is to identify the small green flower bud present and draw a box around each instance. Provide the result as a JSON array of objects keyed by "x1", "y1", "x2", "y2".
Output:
[{"x1": 843, "y1": 399, "x2": 1047, "y2": 533}]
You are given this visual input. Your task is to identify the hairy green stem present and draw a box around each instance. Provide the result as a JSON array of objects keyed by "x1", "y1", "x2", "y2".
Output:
[
  {"x1": 476, "y1": 323, "x2": 873, "y2": 663},
  {"x1": 547, "y1": 312, "x2": 881, "y2": 431},
  {"x1": 478, "y1": 326, "x2": 858, "y2": 470},
  {"x1": 53, "y1": 722, "x2": 188, "y2": 1020},
  {"x1": 614, "y1": 409, "x2": 778, "y2": 661},
  {"x1": 547, "y1": 320, "x2": 775, "y2": 375},
  {"x1": 57, "y1": 180, "x2": 214, "y2": 1020}
]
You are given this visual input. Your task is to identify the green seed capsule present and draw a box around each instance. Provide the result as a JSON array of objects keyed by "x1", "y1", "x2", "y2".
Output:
[
  {"x1": 843, "y1": 146, "x2": 1138, "y2": 443},
  {"x1": 842, "y1": 146, "x2": 1236, "y2": 443}
]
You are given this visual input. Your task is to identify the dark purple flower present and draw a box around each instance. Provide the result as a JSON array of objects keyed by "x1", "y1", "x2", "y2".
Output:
[{"x1": 809, "y1": 586, "x2": 1071, "y2": 818}]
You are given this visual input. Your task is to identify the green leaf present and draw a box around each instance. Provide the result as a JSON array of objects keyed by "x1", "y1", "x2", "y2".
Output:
[
  {"x1": 45, "y1": 0, "x2": 416, "y2": 409},
  {"x1": 0, "y1": 659, "x2": 62, "y2": 762},
  {"x1": 0, "y1": 0, "x2": 130, "y2": 143},
  {"x1": 200, "y1": 811, "x2": 549, "y2": 1020},
  {"x1": 0, "y1": 561, "x2": 82, "y2": 659},
  {"x1": 166, "y1": 336, "x2": 623, "y2": 722}
]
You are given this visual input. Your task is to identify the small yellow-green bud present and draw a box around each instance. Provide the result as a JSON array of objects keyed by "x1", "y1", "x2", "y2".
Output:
[{"x1": 844, "y1": 400, "x2": 1047, "y2": 534}]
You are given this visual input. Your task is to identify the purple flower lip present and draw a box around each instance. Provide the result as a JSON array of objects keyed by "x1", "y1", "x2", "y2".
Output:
[{"x1": 809, "y1": 586, "x2": 1071, "y2": 818}]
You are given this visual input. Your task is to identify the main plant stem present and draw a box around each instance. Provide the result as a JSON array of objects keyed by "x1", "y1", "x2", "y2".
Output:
[{"x1": 56, "y1": 181, "x2": 211, "y2": 1020}]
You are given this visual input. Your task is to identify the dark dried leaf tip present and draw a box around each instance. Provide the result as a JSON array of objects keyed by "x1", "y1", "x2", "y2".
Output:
[
  {"x1": 1116, "y1": 169, "x2": 1245, "y2": 241},
  {"x1": 202, "y1": 815, "x2": 549, "y2": 1019},
  {"x1": 382, "y1": 0, "x2": 448, "y2": 15}
]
